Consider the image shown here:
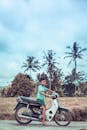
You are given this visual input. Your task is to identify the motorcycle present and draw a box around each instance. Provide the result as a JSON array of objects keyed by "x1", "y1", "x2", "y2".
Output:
[{"x1": 14, "y1": 92, "x2": 71, "y2": 126}]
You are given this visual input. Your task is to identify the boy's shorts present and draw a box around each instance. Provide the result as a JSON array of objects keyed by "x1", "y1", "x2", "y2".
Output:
[{"x1": 37, "y1": 99, "x2": 45, "y2": 106}]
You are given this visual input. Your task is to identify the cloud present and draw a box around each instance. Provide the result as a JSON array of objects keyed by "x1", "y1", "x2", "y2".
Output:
[
  {"x1": 0, "y1": 0, "x2": 87, "y2": 86},
  {"x1": 0, "y1": 0, "x2": 13, "y2": 10},
  {"x1": 0, "y1": 0, "x2": 28, "y2": 32}
]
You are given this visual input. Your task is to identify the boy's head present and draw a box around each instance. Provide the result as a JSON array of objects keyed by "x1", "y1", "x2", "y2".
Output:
[{"x1": 40, "y1": 78, "x2": 47, "y2": 86}]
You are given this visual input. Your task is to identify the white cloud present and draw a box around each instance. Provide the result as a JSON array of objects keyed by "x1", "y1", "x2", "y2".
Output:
[
  {"x1": 0, "y1": 0, "x2": 87, "y2": 86},
  {"x1": 0, "y1": 0, "x2": 13, "y2": 10}
]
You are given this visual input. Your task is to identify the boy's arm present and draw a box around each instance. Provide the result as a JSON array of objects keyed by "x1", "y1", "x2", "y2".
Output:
[
  {"x1": 47, "y1": 88, "x2": 54, "y2": 93},
  {"x1": 40, "y1": 91, "x2": 51, "y2": 98}
]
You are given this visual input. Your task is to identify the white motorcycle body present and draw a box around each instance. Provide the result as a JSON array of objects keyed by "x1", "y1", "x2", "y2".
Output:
[{"x1": 46, "y1": 95, "x2": 59, "y2": 121}]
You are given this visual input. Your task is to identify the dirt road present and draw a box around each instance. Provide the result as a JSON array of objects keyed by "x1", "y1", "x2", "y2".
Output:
[{"x1": 0, "y1": 120, "x2": 87, "y2": 130}]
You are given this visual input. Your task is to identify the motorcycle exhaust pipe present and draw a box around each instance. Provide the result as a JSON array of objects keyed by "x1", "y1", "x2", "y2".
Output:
[{"x1": 18, "y1": 114, "x2": 39, "y2": 121}]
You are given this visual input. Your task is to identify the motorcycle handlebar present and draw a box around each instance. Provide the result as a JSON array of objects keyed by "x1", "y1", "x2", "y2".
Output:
[{"x1": 50, "y1": 92, "x2": 59, "y2": 99}]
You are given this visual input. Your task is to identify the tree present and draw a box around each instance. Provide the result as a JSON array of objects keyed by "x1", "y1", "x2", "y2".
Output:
[
  {"x1": 42, "y1": 50, "x2": 60, "y2": 89},
  {"x1": 22, "y1": 56, "x2": 40, "y2": 77},
  {"x1": 7, "y1": 73, "x2": 35, "y2": 97},
  {"x1": 64, "y1": 68, "x2": 87, "y2": 96},
  {"x1": 64, "y1": 42, "x2": 87, "y2": 80},
  {"x1": 64, "y1": 68, "x2": 87, "y2": 84},
  {"x1": 64, "y1": 42, "x2": 87, "y2": 95}
]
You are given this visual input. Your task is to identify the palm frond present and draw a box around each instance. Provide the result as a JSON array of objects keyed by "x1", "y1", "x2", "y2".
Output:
[
  {"x1": 33, "y1": 65, "x2": 41, "y2": 70},
  {"x1": 65, "y1": 52, "x2": 73, "y2": 55},
  {"x1": 42, "y1": 62, "x2": 47, "y2": 67},
  {"x1": 43, "y1": 51, "x2": 49, "y2": 61},
  {"x1": 66, "y1": 46, "x2": 71, "y2": 49},
  {"x1": 24, "y1": 68, "x2": 29, "y2": 73},
  {"x1": 64, "y1": 56, "x2": 72, "y2": 59},
  {"x1": 32, "y1": 68, "x2": 37, "y2": 72},
  {"x1": 22, "y1": 63, "x2": 27, "y2": 68},
  {"x1": 67, "y1": 59, "x2": 73, "y2": 66},
  {"x1": 77, "y1": 55, "x2": 83, "y2": 59},
  {"x1": 78, "y1": 48, "x2": 87, "y2": 53}
]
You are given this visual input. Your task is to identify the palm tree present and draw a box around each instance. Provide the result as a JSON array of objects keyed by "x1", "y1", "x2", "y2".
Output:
[
  {"x1": 22, "y1": 56, "x2": 40, "y2": 77},
  {"x1": 64, "y1": 42, "x2": 87, "y2": 80},
  {"x1": 65, "y1": 68, "x2": 87, "y2": 84},
  {"x1": 42, "y1": 50, "x2": 59, "y2": 89}
]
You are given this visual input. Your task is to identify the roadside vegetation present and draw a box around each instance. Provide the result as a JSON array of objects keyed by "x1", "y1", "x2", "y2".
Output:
[
  {"x1": 0, "y1": 42, "x2": 87, "y2": 97},
  {"x1": 0, "y1": 42, "x2": 87, "y2": 121}
]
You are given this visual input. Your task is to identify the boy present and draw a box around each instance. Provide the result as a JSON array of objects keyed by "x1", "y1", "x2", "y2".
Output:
[{"x1": 37, "y1": 78, "x2": 53, "y2": 125}]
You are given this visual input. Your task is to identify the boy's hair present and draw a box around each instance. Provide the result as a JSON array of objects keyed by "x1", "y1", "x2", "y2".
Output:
[{"x1": 39, "y1": 77, "x2": 46, "y2": 82}]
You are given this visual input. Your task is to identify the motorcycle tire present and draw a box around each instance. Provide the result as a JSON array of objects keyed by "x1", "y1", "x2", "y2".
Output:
[
  {"x1": 15, "y1": 105, "x2": 32, "y2": 125},
  {"x1": 54, "y1": 108, "x2": 71, "y2": 126}
]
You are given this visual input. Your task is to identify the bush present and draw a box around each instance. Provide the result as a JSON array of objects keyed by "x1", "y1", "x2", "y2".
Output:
[
  {"x1": 79, "y1": 83, "x2": 87, "y2": 96},
  {"x1": 71, "y1": 108, "x2": 87, "y2": 121},
  {"x1": 6, "y1": 73, "x2": 35, "y2": 97},
  {"x1": 62, "y1": 83, "x2": 75, "y2": 96}
]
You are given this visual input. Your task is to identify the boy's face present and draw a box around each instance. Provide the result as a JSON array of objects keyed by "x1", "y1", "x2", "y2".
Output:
[{"x1": 41, "y1": 80, "x2": 47, "y2": 86}]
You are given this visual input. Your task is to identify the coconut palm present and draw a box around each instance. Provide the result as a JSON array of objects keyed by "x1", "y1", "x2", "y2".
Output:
[
  {"x1": 22, "y1": 56, "x2": 40, "y2": 77},
  {"x1": 64, "y1": 42, "x2": 87, "y2": 80},
  {"x1": 42, "y1": 50, "x2": 59, "y2": 89},
  {"x1": 65, "y1": 68, "x2": 87, "y2": 84}
]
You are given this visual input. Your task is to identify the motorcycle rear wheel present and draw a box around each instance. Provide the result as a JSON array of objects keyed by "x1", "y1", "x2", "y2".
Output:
[
  {"x1": 54, "y1": 108, "x2": 71, "y2": 126},
  {"x1": 15, "y1": 105, "x2": 32, "y2": 125}
]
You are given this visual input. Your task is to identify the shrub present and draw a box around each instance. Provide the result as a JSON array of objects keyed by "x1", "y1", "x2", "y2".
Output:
[
  {"x1": 71, "y1": 108, "x2": 87, "y2": 121},
  {"x1": 7, "y1": 73, "x2": 35, "y2": 97},
  {"x1": 62, "y1": 83, "x2": 75, "y2": 96}
]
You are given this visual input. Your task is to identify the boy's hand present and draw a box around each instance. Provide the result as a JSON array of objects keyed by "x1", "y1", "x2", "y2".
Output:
[{"x1": 48, "y1": 95, "x2": 51, "y2": 98}]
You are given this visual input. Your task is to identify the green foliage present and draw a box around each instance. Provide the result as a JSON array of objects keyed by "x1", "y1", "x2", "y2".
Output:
[
  {"x1": 62, "y1": 83, "x2": 75, "y2": 97},
  {"x1": 79, "y1": 83, "x2": 87, "y2": 96},
  {"x1": 42, "y1": 50, "x2": 63, "y2": 89},
  {"x1": 22, "y1": 56, "x2": 41, "y2": 77},
  {"x1": 64, "y1": 42, "x2": 87, "y2": 81},
  {"x1": 4, "y1": 45, "x2": 87, "y2": 97},
  {"x1": 42, "y1": 50, "x2": 58, "y2": 79}
]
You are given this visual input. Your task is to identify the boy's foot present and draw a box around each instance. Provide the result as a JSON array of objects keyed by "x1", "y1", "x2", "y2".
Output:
[
  {"x1": 42, "y1": 123, "x2": 46, "y2": 126},
  {"x1": 42, "y1": 121, "x2": 46, "y2": 126}
]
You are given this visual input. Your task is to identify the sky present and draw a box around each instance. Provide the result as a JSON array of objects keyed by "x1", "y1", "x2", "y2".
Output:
[{"x1": 0, "y1": 0, "x2": 87, "y2": 86}]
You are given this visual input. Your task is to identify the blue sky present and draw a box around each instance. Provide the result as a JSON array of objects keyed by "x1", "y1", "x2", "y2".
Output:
[{"x1": 0, "y1": 0, "x2": 87, "y2": 86}]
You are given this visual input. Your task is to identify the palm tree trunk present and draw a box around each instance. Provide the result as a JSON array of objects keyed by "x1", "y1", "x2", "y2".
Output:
[
  {"x1": 49, "y1": 71, "x2": 52, "y2": 89},
  {"x1": 30, "y1": 69, "x2": 31, "y2": 77},
  {"x1": 75, "y1": 59, "x2": 77, "y2": 80},
  {"x1": 49, "y1": 79, "x2": 51, "y2": 89},
  {"x1": 74, "y1": 59, "x2": 77, "y2": 95}
]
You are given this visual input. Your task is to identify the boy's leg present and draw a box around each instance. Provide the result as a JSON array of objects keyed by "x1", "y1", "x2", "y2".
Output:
[{"x1": 42, "y1": 106, "x2": 46, "y2": 125}]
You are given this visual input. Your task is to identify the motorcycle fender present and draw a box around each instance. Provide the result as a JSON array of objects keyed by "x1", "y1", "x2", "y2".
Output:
[
  {"x1": 14, "y1": 103, "x2": 27, "y2": 110},
  {"x1": 58, "y1": 107, "x2": 69, "y2": 112}
]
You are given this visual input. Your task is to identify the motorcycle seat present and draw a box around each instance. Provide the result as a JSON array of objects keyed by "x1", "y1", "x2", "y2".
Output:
[{"x1": 20, "y1": 96, "x2": 41, "y2": 106}]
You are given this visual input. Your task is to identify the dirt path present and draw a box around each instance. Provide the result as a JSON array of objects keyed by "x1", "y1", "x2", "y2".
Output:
[{"x1": 0, "y1": 120, "x2": 87, "y2": 130}]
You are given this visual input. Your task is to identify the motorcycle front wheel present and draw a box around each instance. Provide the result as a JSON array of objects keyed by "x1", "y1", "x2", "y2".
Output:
[
  {"x1": 15, "y1": 105, "x2": 32, "y2": 125},
  {"x1": 54, "y1": 108, "x2": 71, "y2": 126}
]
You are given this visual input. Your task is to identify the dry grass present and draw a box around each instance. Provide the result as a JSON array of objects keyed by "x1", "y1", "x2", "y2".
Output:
[
  {"x1": 46, "y1": 97, "x2": 87, "y2": 109},
  {"x1": 0, "y1": 97, "x2": 17, "y2": 114},
  {"x1": 0, "y1": 97, "x2": 87, "y2": 120}
]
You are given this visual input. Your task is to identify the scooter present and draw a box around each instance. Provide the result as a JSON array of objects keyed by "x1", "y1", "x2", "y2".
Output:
[{"x1": 14, "y1": 92, "x2": 71, "y2": 126}]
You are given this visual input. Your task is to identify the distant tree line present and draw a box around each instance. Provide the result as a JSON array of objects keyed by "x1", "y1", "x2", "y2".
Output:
[{"x1": 1, "y1": 42, "x2": 87, "y2": 97}]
